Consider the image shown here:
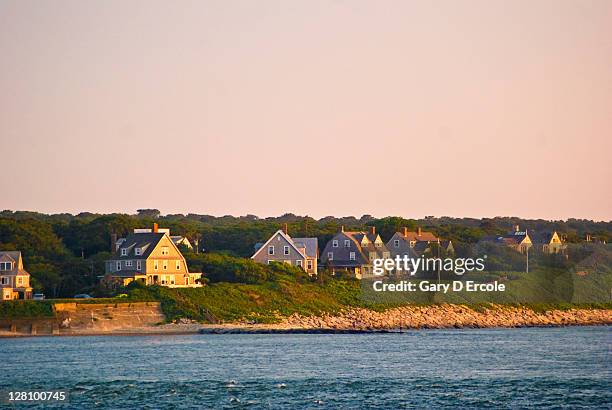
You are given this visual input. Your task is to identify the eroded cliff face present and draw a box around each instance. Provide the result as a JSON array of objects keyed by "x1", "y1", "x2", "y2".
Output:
[
  {"x1": 1, "y1": 302, "x2": 165, "y2": 336},
  {"x1": 280, "y1": 305, "x2": 612, "y2": 330}
]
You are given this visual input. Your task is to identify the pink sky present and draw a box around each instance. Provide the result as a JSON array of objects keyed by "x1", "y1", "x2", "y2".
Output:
[{"x1": 0, "y1": 0, "x2": 611, "y2": 220}]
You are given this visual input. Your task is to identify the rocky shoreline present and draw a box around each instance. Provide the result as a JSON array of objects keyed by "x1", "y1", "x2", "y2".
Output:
[
  {"x1": 277, "y1": 305, "x2": 612, "y2": 330},
  {"x1": 2, "y1": 305, "x2": 611, "y2": 337}
]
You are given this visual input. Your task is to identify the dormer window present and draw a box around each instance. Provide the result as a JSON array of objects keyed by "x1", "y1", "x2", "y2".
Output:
[
  {"x1": 394, "y1": 240, "x2": 400, "y2": 248},
  {"x1": 333, "y1": 240, "x2": 338, "y2": 248},
  {"x1": 135, "y1": 248, "x2": 142, "y2": 256},
  {"x1": 121, "y1": 248, "x2": 128, "y2": 256},
  {"x1": 344, "y1": 240, "x2": 350, "y2": 247}
]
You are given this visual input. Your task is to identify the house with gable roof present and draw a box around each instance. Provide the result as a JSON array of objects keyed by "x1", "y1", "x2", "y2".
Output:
[
  {"x1": 530, "y1": 231, "x2": 566, "y2": 254},
  {"x1": 386, "y1": 227, "x2": 454, "y2": 259},
  {"x1": 482, "y1": 225, "x2": 532, "y2": 254},
  {"x1": 103, "y1": 224, "x2": 202, "y2": 289},
  {"x1": 320, "y1": 226, "x2": 390, "y2": 278},
  {"x1": 251, "y1": 224, "x2": 318, "y2": 275},
  {"x1": 0, "y1": 251, "x2": 33, "y2": 301}
]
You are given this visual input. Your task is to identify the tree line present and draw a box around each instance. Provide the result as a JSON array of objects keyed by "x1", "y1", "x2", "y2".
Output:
[{"x1": 0, "y1": 209, "x2": 609, "y2": 297}]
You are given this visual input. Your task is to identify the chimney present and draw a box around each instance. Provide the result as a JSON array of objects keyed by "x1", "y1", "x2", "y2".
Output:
[
  {"x1": 369, "y1": 226, "x2": 376, "y2": 235},
  {"x1": 111, "y1": 233, "x2": 117, "y2": 252},
  {"x1": 282, "y1": 223, "x2": 288, "y2": 235},
  {"x1": 403, "y1": 227, "x2": 408, "y2": 237},
  {"x1": 153, "y1": 223, "x2": 159, "y2": 233},
  {"x1": 417, "y1": 227, "x2": 422, "y2": 237}
]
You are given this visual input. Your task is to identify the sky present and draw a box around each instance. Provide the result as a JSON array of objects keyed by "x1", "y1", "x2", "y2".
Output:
[{"x1": 0, "y1": 0, "x2": 610, "y2": 221}]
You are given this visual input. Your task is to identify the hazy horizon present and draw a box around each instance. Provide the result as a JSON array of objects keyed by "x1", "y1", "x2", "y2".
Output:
[{"x1": 1, "y1": 0, "x2": 611, "y2": 220}]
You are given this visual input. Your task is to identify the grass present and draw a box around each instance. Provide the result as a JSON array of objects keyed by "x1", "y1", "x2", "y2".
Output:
[{"x1": 2, "y1": 268, "x2": 610, "y2": 323}]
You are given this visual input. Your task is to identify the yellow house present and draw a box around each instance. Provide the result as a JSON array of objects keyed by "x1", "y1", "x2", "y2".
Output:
[
  {"x1": 0, "y1": 251, "x2": 33, "y2": 301},
  {"x1": 104, "y1": 224, "x2": 202, "y2": 289},
  {"x1": 532, "y1": 231, "x2": 566, "y2": 254}
]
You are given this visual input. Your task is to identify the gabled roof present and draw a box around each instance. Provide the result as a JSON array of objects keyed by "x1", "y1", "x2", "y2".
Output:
[
  {"x1": 252, "y1": 230, "x2": 318, "y2": 259},
  {"x1": 530, "y1": 231, "x2": 559, "y2": 244},
  {"x1": 0, "y1": 251, "x2": 29, "y2": 276},
  {"x1": 401, "y1": 231, "x2": 439, "y2": 242},
  {"x1": 111, "y1": 232, "x2": 166, "y2": 259},
  {"x1": 292, "y1": 238, "x2": 318, "y2": 258}
]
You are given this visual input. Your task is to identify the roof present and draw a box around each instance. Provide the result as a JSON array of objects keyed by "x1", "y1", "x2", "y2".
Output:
[
  {"x1": 530, "y1": 231, "x2": 557, "y2": 244},
  {"x1": 0, "y1": 251, "x2": 29, "y2": 277},
  {"x1": 111, "y1": 232, "x2": 166, "y2": 259},
  {"x1": 292, "y1": 238, "x2": 318, "y2": 258},
  {"x1": 401, "y1": 231, "x2": 439, "y2": 242},
  {"x1": 252, "y1": 230, "x2": 318, "y2": 259}
]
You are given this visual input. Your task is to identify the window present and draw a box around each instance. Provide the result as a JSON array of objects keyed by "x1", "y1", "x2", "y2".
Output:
[
  {"x1": 161, "y1": 246, "x2": 169, "y2": 256},
  {"x1": 176, "y1": 261, "x2": 181, "y2": 270},
  {"x1": 17, "y1": 277, "x2": 23, "y2": 286},
  {"x1": 344, "y1": 240, "x2": 350, "y2": 247},
  {"x1": 170, "y1": 275, "x2": 175, "y2": 285},
  {"x1": 135, "y1": 248, "x2": 142, "y2": 256},
  {"x1": 136, "y1": 260, "x2": 142, "y2": 270},
  {"x1": 1, "y1": 276, "x2": 8, "y2": 285},
  {"x1": 296, "y1": 260, "x2": 303, "y2": 267},
  {"x1": 349, "y1": 252, "x2": 356, "y2": 261},
  {"x1": 307, "y1": 260, "x2": 313, "y2": 269},
  {"x1": 267, "y1": 260, "x2": 273, "y2": 264},
  {"x1": 154, "y1": 260, "x2": 159, "y2": 270},
  {"x1": 163, "y1": 261, "x2": 168, "y2": 270},
  {"x1": 332, "y1": 240, "x2": 338, "y2": 248},
  {"x1": 116, "y1": 261, "x2": 121, "y2": 271},
  {"x1": 161, "y1": 276, "x2": 167, "y2": 285},
  {"x1": 268, "y1": 246, "x2": 275, "y2": 255},
  {"x1": 121, "y1": 248, "x2": 128, "y2": 256},
  {"x1": 284, "y1": 246, "x2": 290, "y2": 255},
  {"x1": 327, "y1": 252, "x2": 334, "y2": 261},
  {"x1": 125, "y1": 260, "x2": 133, "y2": 267},
  {"x1": 394, "y1": 240, "x2": 400, "y2": 248},
  {"x1": 375, "y1": 242, "x2": 382, "y2": 247},
  {"x1": 410, "y1": 241, "x2": 416, "y2": 248},
  {"x1": 0, "y1": 262, "x2": 11, "y2": 271}
]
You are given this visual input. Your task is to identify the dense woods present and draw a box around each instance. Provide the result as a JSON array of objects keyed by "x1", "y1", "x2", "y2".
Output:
[{"x1": 0, "y1": 209, "x2": 610, "y2": 297}]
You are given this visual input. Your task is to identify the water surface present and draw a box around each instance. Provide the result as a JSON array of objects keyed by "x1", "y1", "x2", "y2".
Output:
[{"x1": 1, "y1": 327, "x2": 610, "y2": 408}]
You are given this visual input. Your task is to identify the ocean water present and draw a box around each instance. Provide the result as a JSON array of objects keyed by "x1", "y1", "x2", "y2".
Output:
[{"x1": 1, "y1": 327, "x2": 610, "y2": 409}]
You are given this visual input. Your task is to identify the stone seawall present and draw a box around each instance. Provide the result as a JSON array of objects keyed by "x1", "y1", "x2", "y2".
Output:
[
  {"x1": 0, "y1": 302, "x2": 165, "y2": 336},
  {"x1": 280, "y1": 305, "x2": 612, "y2": 330}
]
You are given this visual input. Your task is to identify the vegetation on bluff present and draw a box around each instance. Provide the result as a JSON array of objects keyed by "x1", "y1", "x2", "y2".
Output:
[{"x1": 0, "y1": 209, "x2": 610, "y2": 300}]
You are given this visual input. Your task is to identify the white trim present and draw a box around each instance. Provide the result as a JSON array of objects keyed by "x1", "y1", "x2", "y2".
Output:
[
  {"x1": 284, "y1": 246, "x2": 290, "y2": 255},
  {"x1": 121, "y1": 248, "x2": 128, "y2": 256},
  {"x1": 327, "y1": 252, "x2": 333, "y2": 261},
  {"x1": 349, "y1": 252, "x2": 356, "y2": 261},
  {"x1": 344, "y1": 240, "x2": 350, "y2": 247},
  {"x1": 268, "y1": 246, "x2": 275, "y2": 255},
  {"x1": 296, "y1": 259, "x2": 303, "y2": 267},
  {"x1": 332, "y1": 240, "x2": 338, "y2": 248}
]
